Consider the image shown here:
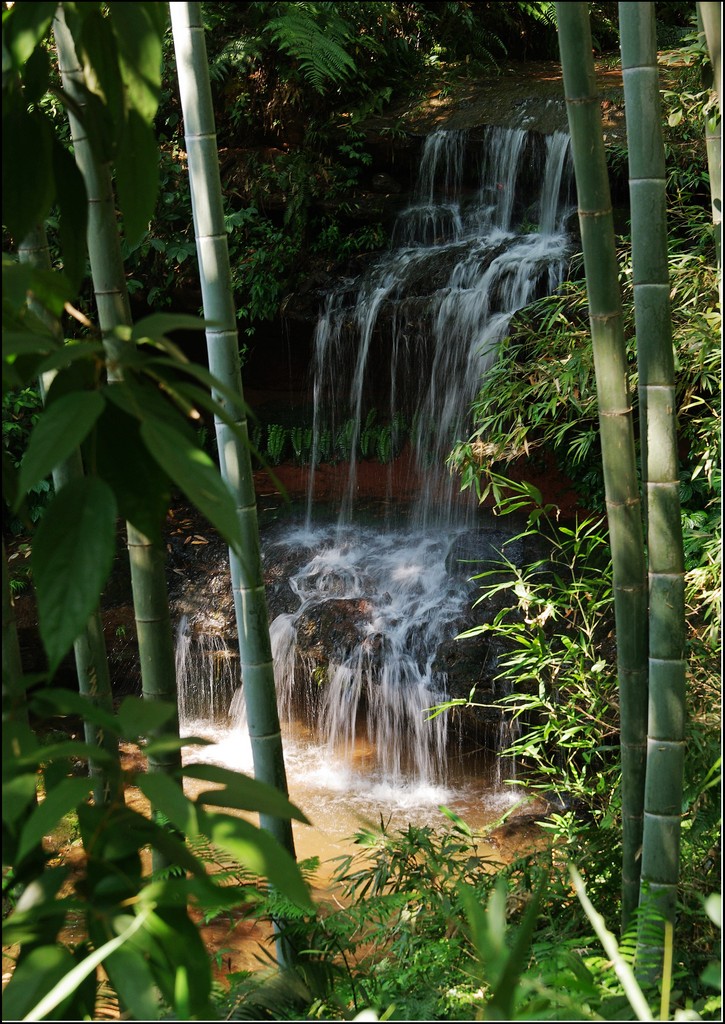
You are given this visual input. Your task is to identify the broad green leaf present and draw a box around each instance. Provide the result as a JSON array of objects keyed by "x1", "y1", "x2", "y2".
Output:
[
  {"x1": 117, "y1": 695, "x2": 176, "y2": 739},
  {"x1": 79, "y1": 9, "x2": 125, "y2": 128},
  {"x1": 2, "y1": 1, "x2": 57, "y2": 69},
  {"x1": 183, "y1": 763, "x2": 310, "y2": 824},
  {"x1": 148, "y1": 356, "x2": 251, "y2": 419},
  {"x1": 2, "y1": 774, "x2": 38, "y2": 826},
  {"x1": 94, "y1": 398, "x2": 171, "y2": 542},
  {"x1": 25, "y1": 909, "x2": 154, "y2": 1023},
  {"x1": 17, "y1": 777, "x2": 94, "y2": 864},
  {"x1": 140, "y1": 418, "x2": 245, "y2": 558},
  {"x1": 108, "y1": 2, "x2": 164, "y2": 123},
  {"x1": 132, "y1": 312, "x2": 210, "y2": 344},
  {"x1": 105, "y1": 945, "x2": 161, "y2": 1022},
  {"x1": 199, "y1": 809, "x2": 315, "y2": 912},
  {"x1": 2, "y1": 106, "x2": 55, "y2": 244},
  {"x1": 2, "y1": 945, "x2": 77, "y2": 1022},
  {"x1": 143, "y1": 736, "x2": 212, "y2": 756},
  {"x1": 16, "y1": 391, "x2": 105, "y2": 504},
  {"x1": 20, "y1": 42, "x2": 51, "y2": 103},
  {"x1": 45, "y1": 357, "x2": 99, "y2": 405},
  {"x1": 2, "y1": 329, "x2": 56, "y2": 359},
  {"x1": 36, "y1": 342, "x2": 105, "y2": 378},
  {"x1": 30, "y1": 688, "x2": 120, "y2": 736},
  {"x1": 116, "y1": 109, "x2": 159, "y2": 249},
  {"x1": 32, "y1": 477, "x2": 117, "y2": 674},
  {"x1": 1, "y1": 260, "x2": 73, "y2": 319},
  {"x1": 51, "y1": 137, "x2": 89, "y2": 292},
  {"x1": 136, "y1": 772, "x2": 198, "y2": 837},
  {"x1": 12, "y1": 740, "x2": 116, "y2": 772}
]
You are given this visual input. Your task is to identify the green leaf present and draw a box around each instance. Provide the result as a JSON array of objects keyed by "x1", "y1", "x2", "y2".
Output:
[
  {"x1": 17, "y1": 776, "x2": 93, "y2": 864},
  {"x1": 199, "y1": 809, "x2": 315, "y2": 912},
  {"x1": 12, "y1": 740, "x2": 116, "y2": 772},
  {"x1": 131, "y1": 312, "x2": 210, "y2": 344},
  {"x1": 140, "y1": 418, "x2": 245, "y2": 558},
  {"x1": 36, "y1": 342, "x2": 105, "y2": 378},
  {"x1": 51, "y1": 138, "x2": 89, "y2": 292},
  {"x1": 21, "y1": 42, "x2": 51, "y2": 104},
  {"x1": 94, "y1": 397, "x2": 172, "y2": 543},
  {"x1": 16, "y1": 391, "x2": 105, "y2": 504},
  {"x1": 108, "y1": 2, "x2": 164, "y2": 123},
  {"x1": 32, "y1": 477, "x2": 117, "y2": 674},
  {"x1": 136, "y1": 772, "x2": 198, "y2": 837},
  {"x1": 25, "y1": 909, "x2": 154, "y2": 1022},
  {"x1": 2, "y1": 1, "x2": 57, "y2": 70},
  {"x1": 116, "y1": 109, "x2": 159, "y2": 249},
  {"x1": 2, "y1": 107, "x2": 55, "y2": 244},
  {"x1": 105, "y1": 945, "x2": 162, "y2": 1022},
  {"x1": 148, "y1": 356, "x2": 251, "y2": 420},
  {"x1": 2, "y1": 259, "x2": 74, "y2": 319},
  {"x1": 2, "y1": 774, "x2": 38, "y2": 826},
  {"x1": 2, "y1": 944, "x2": 77, "y2": 1022},
  {"x1": 183, "y1": 763, "x2": 310, "y2": 824},
  {"x1": 30, "y1": 688, "x2": 120, "y2": 736},
  {"x1": 79, "y1": 9, "x2": 125, "y2": 128},
  {"x1": 116, "y1": 696, "x2": 176, "y2": 739}
]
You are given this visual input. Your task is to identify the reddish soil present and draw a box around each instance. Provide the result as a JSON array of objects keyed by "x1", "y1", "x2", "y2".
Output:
[{"x1": 253, "y1": 446, "x2": 588, "y2": 519}]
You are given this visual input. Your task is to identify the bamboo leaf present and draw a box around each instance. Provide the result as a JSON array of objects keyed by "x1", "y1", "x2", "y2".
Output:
[
  {"x1": 30, "y1": 688, "x2": 121, "y2": 736},
  {"x1": 136, "y1": 772, "x2": 198, "y2": 837},
  {"x1": 51, "y1": 137, "x2": 89, "y2": 292},
  {"x1": 183, "y1": 763, "x2": 310, "y2": 824},
  {"x1": 2, "y1": 1, "x2": 57, "y2": 70},
  {"x1": 117, "y1": 696, "x2": 176, "y2": 739},
  {"x1": 16, "y1": 391, "x2": 105, "y2": 504},
  {"x1": 24, "y1": 910, "x2": 154, "y2": 1022},
  {"x1": 140, "y1": 417, "x2": 244, "y2": 557},
  {"x1": 94, "y1": 398, "x2": 172, "y2": 543},
  {"x1": 132, "y1": 312, "x2": 210, "y2": 344},
  {"x1": 104, "y1": 945, "x2": 161, "y2": 1022},
  {"x1": 108, "y1": 2, "x2": 165, "y2": 124},
  {"x1": 78, "y1": 9, "x2": 125, "y2": 129},
  {"x1": 17, "y1": 777, "x2": 94, "y2": 864},
  {"x1": 199, "y1": 810, "x2": 315, "y2": 912},
  {"x1": 116, "y1": 109, "x2": 159, "y2": 249},
  {"x1": 2, "y1": 944, "x2": 77, "y2": 1022},
  {"x1": 32, "y1": 477, "x2": 117, "y2": 674},
  {"x1": 2, "y1": 106, "x2": 55, "y2": 244}
]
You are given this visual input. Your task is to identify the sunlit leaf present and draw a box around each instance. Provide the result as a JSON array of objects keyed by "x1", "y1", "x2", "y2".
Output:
[
  {"x1": 17, "y1": 777, "x2": 94, "y2": 864},
  {"x1": 116, "y1": 696, "x2": 177, "y2": 739},
  {"x1": 32, "y1": 477, "x2": 117, "y2": 674},
  {"x1": 136, "y1": 772, "x2": 198, "y2": 837},
  {"x1": 16, "y1": 391, "x2": 105, "y2": 504},
  {"x1": 199, "y1": 809, "x2": 315, "y2": 912},
  {"x1": 140, "y1": 417, "x2": 245, "y2": 558},
  {"x1": 183, "y1": 763, "x2": 310, "y2": 824},
  {"x1": 116, "y1": 109, "x2": 159, "y2": 249}
]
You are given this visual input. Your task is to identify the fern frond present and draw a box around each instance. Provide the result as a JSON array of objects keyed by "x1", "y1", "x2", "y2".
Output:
[{"x1": 264, "y1": 10, "x2": 357, "y2": 93}]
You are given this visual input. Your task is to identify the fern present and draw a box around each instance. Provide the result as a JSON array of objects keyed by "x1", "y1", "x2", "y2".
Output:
[{"x1": 264, "y1": 6, "x2": 357, "y2": 94}]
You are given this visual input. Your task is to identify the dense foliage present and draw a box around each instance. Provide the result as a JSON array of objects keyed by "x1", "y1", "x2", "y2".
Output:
[{"x1": 2, "y1": 1, "x2": 719, "y2": 1021}]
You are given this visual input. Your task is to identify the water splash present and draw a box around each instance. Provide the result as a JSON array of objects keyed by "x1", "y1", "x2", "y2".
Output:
[{"x1": 180, "y1": 126, "x2": 574, "y2": 801}]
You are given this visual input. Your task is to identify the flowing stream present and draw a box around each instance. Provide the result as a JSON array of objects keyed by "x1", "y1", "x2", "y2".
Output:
[{"x1": 178, "y1": 125, "x2": 574, "y2": 840}]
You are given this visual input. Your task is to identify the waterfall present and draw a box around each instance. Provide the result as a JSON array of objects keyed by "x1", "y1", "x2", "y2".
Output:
[
  {"x1": 181, "y1": 125, "x2": 574, "y2": 802},
  {"x1": 306, "y1": 126, "x2": 573, "y2": 528}
]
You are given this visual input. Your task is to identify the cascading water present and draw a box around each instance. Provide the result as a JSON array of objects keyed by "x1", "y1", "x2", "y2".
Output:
[{"x1": 180, "y1": 123, "x2": 574, "y2": 818}]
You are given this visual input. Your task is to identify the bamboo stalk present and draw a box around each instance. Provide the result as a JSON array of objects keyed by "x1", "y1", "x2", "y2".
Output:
[
  {"x1": 697, "y1": 3, "x2": 722, "y2": 285},
  {"x1": 18, "y1": 226, "x2": 121, "y2": 805},
  {"x1": 53, "y1": 8, "x2": 182, "y2": 818},
  {"x1": 168, "y1": 1, "x2": 296, "y2": 856},
  {"x1": 619, "y1": 1, "x2": 687, "y2": 970},
  {"x1": 555, "y1": 2, "x2": 649, "y2": 931}
]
